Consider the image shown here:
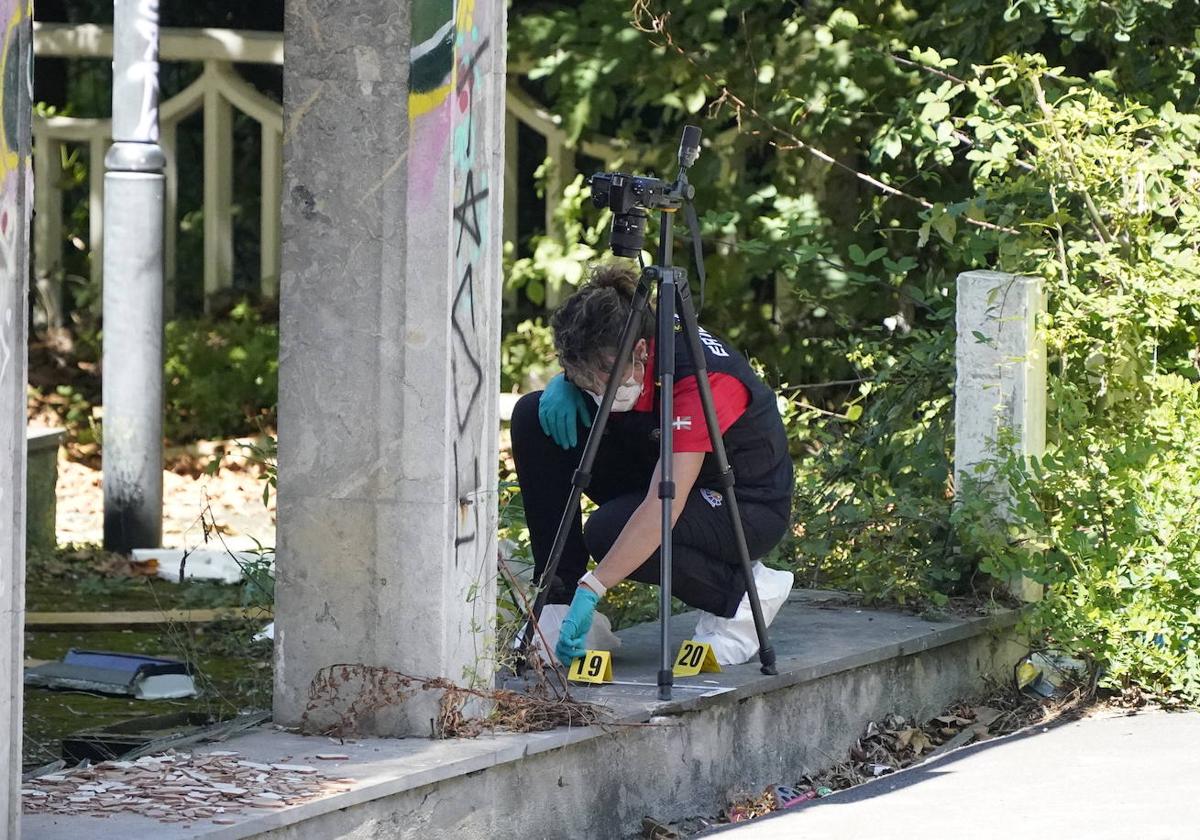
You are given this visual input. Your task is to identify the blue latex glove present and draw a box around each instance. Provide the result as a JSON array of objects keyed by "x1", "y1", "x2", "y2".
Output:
[
  {"x1": 538, "y1": 373, "x2": 592, "y2": 450},
  {"x1": 555, "y1": 586, "x2": 600, "y2": 667}
]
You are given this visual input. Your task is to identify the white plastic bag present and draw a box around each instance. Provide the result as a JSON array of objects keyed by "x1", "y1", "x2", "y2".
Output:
[
  {"x1": 693, "y1": 562, "x2": 793, "y2": 665},
  {"x1": 528, "y1": 603, "x2": 622, "y2": 665}
]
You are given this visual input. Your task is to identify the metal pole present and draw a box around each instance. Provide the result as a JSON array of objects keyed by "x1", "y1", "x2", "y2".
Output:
[{"x1": 102, "y1": 0, "x2": 165, "y2": 552}]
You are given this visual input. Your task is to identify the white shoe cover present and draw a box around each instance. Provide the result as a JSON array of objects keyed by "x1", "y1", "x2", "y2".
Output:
[{"x1": 693, "y1": 562, "x2": 794, "y2": 665}]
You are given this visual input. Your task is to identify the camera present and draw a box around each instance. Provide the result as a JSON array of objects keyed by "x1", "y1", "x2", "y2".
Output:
[
  {"x1": 588, "y1": 172, "x2": 696, "y2": 258},
  {"x1": 588, "y1": 173, "x2": 672, "y2": 257},
  {"x1": 588, "y1": 127, "x2": 703, "y2": 257}
]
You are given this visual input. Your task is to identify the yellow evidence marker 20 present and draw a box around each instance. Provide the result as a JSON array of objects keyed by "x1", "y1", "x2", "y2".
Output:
[
  {"x1": 568, "y1": 650, "x2": 613, "y2": 684},
  {"x1": 673, "y1": 640, "x2": 722, "y2": 677}
]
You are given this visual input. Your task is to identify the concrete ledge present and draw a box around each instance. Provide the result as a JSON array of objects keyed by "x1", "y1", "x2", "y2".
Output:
[{"x1": 25, "y1": 594, "x2": 1025, "y2": 840}]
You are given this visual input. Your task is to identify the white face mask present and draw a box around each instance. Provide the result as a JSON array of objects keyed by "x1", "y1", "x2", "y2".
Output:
[{"x1": 586, "y1": 357, "x2": 645, "y2": 412}]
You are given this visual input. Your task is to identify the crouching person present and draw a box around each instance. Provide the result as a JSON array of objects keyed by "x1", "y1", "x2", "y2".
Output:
[{"x1": 510, "y1": 263, "x2": 795, "y2": 666}]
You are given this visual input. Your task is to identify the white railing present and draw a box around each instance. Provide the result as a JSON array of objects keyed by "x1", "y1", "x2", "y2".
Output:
[
  {"x1": 32, "y1": 23, "x2": 628, "y2": 320},
  {"x1": 33, "y1": 23, "x2": 283, "y2": 318}
]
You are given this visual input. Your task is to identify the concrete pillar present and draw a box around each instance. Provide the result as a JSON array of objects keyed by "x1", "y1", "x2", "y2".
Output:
[
  {"x1": 0, "y1": 3, "x2": 33, "y2": 831},
  {"x1": 954, "y1": 270, "x2": 1046, "y2": 602},
  {"x1": 275, "y1": 0, "x2": 506, "y2": 734}
]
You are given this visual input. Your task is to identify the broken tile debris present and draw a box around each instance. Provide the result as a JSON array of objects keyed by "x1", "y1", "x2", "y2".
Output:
[{"x1": 22, "y1": 749, "x2": 355, "y2": 824}]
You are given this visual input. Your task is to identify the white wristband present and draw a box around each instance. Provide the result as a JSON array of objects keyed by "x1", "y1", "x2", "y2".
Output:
[{"x1": 579, "y1": 571, "x2": 607, "y2": 598}]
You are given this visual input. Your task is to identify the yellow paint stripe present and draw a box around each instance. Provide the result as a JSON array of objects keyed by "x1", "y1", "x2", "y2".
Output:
[
  {"x1": 408, "y1": 83, "x2": 453, "y2": 119},
  {"x1": 456, "y1": 0, "x2": 476, "y2": 33}
]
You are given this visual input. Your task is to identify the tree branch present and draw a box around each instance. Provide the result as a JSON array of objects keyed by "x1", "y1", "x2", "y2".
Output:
[
  {"x1": 1029, "y1": 73, "x2": 1114, "y2": 245},
  {"x1": 630, "y1": 3, "x2": 1021, "y2": 236}
]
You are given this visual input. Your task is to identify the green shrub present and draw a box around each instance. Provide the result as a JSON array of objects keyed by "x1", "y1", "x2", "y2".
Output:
[
  {"x1": 505, "y1": 0, "x2": 1200, "y2": 704},
  {"x1": 947, "y1": 72, "x2": 1200, "y2": 701},
  {"x1": 786, "y1": 322, "x2": 965, "y2": 606},
  {"x1": 164, "y1": 301, "x2": 278, "y2": 441}
]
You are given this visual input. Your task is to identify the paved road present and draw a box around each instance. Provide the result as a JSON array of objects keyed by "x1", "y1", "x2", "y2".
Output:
[{"x1": 708, "y1": 710, "x2": 1200, "y2": 840}]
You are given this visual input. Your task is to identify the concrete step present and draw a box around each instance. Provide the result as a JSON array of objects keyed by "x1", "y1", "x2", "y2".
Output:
[{"x1": 23, "y1": 591, "x2": 1024, "y2": 840}]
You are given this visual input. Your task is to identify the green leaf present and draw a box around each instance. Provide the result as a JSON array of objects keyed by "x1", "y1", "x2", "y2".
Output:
[
  {"x1": 920, "y1": 100, "x2": 951, "y2": 124},
  {"x1": 883, "y1": 132, "x2": 903, "y2": 160},
  {"x1": 845, "y1": 404, "x2": 863, "y2": 422},
  {"x1": 526, "y1": 279, "x2": 545, "y2": 306},
  {"x1": 738, "y1": 239, "x2": 771, "y2": 256},
  {"x1": 883, "y1": 256, "x2": 918, "y2": 273},
  {"x1": 931, "y1": 213, "x2": 956, "y2": 243}
]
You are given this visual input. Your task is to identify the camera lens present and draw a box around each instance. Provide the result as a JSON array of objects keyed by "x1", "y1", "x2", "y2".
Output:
[{"x1": 610, "y1": 209, "x2": 647, "y2": 258}]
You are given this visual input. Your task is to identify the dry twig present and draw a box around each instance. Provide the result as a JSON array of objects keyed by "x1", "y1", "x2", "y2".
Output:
[{"x1": 300, "y1": 664, "x2": 606, "y2": 739}]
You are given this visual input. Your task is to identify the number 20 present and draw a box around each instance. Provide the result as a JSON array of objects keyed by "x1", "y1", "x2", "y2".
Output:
[{"x1": 679, "y1": 643, "x2": 703, "y2": 668}]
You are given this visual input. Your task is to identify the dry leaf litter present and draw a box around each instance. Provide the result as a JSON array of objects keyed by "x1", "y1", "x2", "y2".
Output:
[
  {"x1": 657, "y1": 679, "x2": 1093, "y2": 836},
  {"x1": 22, "y1": 749, "x2": 353, "y2": 824}
]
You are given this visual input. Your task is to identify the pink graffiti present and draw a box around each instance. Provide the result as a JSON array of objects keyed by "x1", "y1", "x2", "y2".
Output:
[{"x1": 408, "y1": 97, "x2": 453, "y2": 206}]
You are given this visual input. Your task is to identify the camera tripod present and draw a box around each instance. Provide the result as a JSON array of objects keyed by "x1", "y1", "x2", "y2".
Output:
[{"x1": 518, "y1": 127, "x2": 778, "y2": 701}]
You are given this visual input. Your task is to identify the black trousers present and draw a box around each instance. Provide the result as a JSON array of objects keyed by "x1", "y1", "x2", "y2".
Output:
[{"x1": 510, "y1": 391, "x2": 790, "y2": 618}]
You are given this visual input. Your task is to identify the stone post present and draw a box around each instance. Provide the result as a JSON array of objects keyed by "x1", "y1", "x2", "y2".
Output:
[
  {"x1": 0, "y1": 3, "x2": 32, "y2": 832},
  {"x1": 275, "y1": 0, "x2": 506, "y2": 734},
  {"x1": 954, "y1": 270, "x2": 1046, "y2": 602}
]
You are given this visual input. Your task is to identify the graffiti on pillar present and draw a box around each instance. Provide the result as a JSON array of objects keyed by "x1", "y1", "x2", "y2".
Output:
[
  {"x1": 449, "y1": 0, "x2": 491, "y2": 563},
  {"x1": 0, "y1": 0, "x2": 31, "y2": 390},
  {"x1": 407, "y1": 0, "x2": 495, "y2": 567},
  {"x1": 0, "y1": 0, "x2": 29, "y2": 531},
  {"x1": 0, "y1": 1, "x2": 22, "y2": 171},
  {"x1": 407, "y1": 0, "x2": 456, "y2": 204}
]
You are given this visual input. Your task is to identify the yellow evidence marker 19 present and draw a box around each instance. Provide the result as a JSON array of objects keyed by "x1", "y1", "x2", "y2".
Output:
[
  {"x1": 673, "y1": 640, "x2": 722, "y2": 677},
  {"x1": 567, "y1": 650, "x2": 613, "y2": 684}
]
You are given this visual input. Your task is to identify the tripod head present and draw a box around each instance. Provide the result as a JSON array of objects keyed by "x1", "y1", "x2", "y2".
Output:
[{"x1": 588, "y1": 125, "x2": 701, "y2": 257}]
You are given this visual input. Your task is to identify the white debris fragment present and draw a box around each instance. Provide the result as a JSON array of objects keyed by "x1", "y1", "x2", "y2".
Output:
[{"x1": 236, "y1": 760, "x2": 271, "y2": 771}]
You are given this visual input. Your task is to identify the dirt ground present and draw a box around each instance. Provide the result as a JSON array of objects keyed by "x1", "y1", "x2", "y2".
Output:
[{"x1": 55, "y1": 450, "x2": 276, "y2": 552}]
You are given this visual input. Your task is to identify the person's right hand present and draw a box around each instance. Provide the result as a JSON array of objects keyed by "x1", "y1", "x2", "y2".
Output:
[
  {"x1": 538, "y1": 374, "x2": 592, "y2": 449},
  {"x1": 555, "y1": 586, "x2": 599, "y2": 667}
]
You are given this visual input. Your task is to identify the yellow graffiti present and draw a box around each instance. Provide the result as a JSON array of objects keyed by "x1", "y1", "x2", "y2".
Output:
[
  {"x1": 455, "y1": 0, "x2": 475, "y2": 34},
  {"x1": 407, "y1": 0, "x2": 480, "y2": 124},
  {"x1": 409, "y1": 82, "x2": 453, "y2": 120},
  {"x1": 0, "y1": 3, "x2": 26, "y2": 175}
]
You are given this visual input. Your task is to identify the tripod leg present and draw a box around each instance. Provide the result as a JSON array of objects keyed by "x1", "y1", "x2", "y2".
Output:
[
  {"x1": 516, "y1": 269, "x2": 655, "y2": 671},
  {"x1": 674, "y1": 279, "x2": 779, "y2": 676},
  {"x1": 656, "y1": 271, "x2": 677, "y2": 702}
]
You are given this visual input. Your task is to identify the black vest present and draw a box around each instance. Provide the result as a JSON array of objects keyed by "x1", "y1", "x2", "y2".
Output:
[{"x1": 612, "y1": 323, "x2": 794, "y2": 506}]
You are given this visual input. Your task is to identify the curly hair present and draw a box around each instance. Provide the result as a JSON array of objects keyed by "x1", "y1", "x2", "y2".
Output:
[{"x1": 550, "y1": 263, "x2": 655, "y2": 379}]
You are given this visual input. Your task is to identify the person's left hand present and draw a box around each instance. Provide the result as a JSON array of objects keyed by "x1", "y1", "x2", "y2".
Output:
[{"x1": 555, "y1": 586, "x2": 600, "y2": 667}]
